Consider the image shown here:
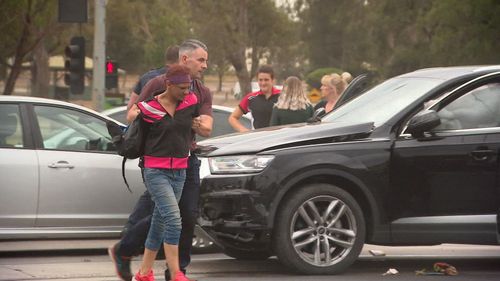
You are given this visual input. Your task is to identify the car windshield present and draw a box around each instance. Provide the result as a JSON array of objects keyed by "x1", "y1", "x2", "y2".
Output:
[{"x1": 322, "y1": 77, "x2": 442, "y2": 127}]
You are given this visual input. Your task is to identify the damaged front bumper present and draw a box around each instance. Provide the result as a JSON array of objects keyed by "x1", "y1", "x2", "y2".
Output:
[{"x1": 198, "y1": 176, "x2": 273, "y2": 252}]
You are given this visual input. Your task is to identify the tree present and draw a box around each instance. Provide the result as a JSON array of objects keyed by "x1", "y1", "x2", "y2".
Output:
[
  {"x1": 30, "y1": 37, "x2": 50, "y2": 98},
  {"x1": 0, "y1": 0, "x2": 59, "y2": 95},
  {"x1": 296, "y1": 0, "x2": 374, "y2": 76},
  {"x1": 186, "y1": 0, "x2": 232, "y2": 92},
  {"x1": 419, "y1": 0, "x2": 500, "y2": 67},
  {"x1": 189, "y1": 0, "x2": 300, "y2": 98},
  {"x1": 106, "y1": 0, "x2": 191, "y2": 73},
  {"x1": 361, "y1": 0, "x2": 434, "y2": 77},
  {"x1": 188, "y1": 0, "x2": 251, "y2": 97},
  {"x1": 248, "y1": 0, "x2": 302, "y2": 81},
  {"x1": 297, "y1": 0, "x2": 500, "y2": 80}
]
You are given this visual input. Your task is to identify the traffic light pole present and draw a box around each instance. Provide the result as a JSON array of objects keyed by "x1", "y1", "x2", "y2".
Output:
[
  {"x1": 92, "y1": 0, "x2": 106, "y2": 112},
  {"x1": 64, "y1": 36, "x2": 85, "y2": 95}
]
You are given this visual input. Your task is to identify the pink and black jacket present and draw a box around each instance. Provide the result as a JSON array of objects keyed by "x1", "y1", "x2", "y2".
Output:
[{"x1": 137, "y1": 93, "x2": 199, "y2": 169}]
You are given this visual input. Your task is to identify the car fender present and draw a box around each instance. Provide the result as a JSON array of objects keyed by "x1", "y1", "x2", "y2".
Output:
[{"x1": 267, "y1": 161, "x2": 388, "y2": 243}]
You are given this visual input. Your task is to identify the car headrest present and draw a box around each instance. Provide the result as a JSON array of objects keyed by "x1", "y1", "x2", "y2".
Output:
[{"x1": 0, "y1": 115, "x2": 17, "y2": 137}]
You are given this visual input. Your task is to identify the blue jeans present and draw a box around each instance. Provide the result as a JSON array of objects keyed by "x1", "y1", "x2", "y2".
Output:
[
  {"x1": 143, "y1": 168, "x2": 186, "y2": 250},
  {"x1": 117, "y1": 155, "x2": 201, "y2": 271}
]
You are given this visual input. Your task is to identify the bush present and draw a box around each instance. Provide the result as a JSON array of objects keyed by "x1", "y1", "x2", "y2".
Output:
[{"x1": 305, "y1": 67, "x2": 343, "y2": 89}]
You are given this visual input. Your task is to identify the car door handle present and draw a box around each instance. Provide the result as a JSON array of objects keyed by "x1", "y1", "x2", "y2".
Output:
[
  {"x1": 48, "y1": 161, "x2": 75, "y2": 169},
  {"x1": 470, "y1": 149, "x2": 494, "y2": 161}
]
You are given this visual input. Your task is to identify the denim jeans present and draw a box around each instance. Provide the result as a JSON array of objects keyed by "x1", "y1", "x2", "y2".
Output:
[
  {"x1": 143, "y1": 168, "x2": 186, "y2": 250},
  {"x1": 117, "y1": 155, "x2": 200, "y2": 270}
]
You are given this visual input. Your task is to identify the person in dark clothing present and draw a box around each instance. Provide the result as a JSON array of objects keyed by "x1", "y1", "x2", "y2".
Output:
[
  {"x1": 126, "y1": 45, "x2": 180, "y2": 110},
  {"x1": 270, "y1": 76, "x2": 313, "y2": 126},
  {"x1": 228, "y1": 65, "x2": 281, "y2": 131},
  {"x1": 108, "y1": 39, "x2": 212, "y2": 281},
  {"x1": 314, "y1": 72, "x2": 352, "y2": 116}
]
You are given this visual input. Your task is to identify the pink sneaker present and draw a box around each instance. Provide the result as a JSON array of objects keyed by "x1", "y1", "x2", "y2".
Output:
[
  {"x1": 132, "y1": 270, "x2": 154, "y2": 281},
  {"x1": 173, "y1": 271, "x2": 192, "y2": 281}
]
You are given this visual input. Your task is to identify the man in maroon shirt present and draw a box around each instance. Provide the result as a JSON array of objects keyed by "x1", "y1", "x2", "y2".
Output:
[{"x1": 109, "y1": 39, "x2": 212, "y2": 281}]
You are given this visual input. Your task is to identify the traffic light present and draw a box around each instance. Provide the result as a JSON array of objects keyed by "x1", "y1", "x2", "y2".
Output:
[
  {"x1": 105, "y1": 60, "x2": 118, "y2": 89},
  {"x1": 64, "y1": 36, "x2": 85, "y2": 95}
]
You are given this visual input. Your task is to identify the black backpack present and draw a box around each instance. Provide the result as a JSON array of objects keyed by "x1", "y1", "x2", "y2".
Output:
[{"x1": 106, "y1": 113, "x2": 153, "y2": 191}]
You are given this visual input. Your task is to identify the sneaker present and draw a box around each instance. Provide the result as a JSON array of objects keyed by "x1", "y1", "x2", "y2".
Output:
[
  {"x1": 108, "y1": 243, "x2": 132, "y2": 281},
  {"x1": 173, "y1": 271, "x2": 192, "y2": 281},
  {"x1": 133, "y1": 270, "x2": 154, "y2": 281}
]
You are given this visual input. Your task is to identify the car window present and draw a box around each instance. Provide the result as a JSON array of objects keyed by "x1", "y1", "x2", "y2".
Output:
[
  {"x1": 241, "y1": 114, "x2": 252, "y2": 130},
  {"x1": 34, "y1": 105, "x2": 115, "y2": 152},
  {"x1": 0, "y1": 104, "x2": 23, "y2": 148},
  {"x1": 434, "y1": 82, "x2": 500, "y2": 130},
  {"x1": 108, "y1": 110, "x2": 127, "y2": 124},
  {"x1": 323, "y1": 77, "x2": 442, "y2": 127},
  {"x1": 197, "y1": 109, "x2": 251, "y2": 141}
]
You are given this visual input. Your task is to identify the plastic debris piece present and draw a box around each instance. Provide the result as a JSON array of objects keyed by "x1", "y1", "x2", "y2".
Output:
[
  {"x1": 382, "y1": 268, "x2": 399, "y2": 276},
  {"x1": 369, "y1": 249, "x2": 386, "y2": 256}
]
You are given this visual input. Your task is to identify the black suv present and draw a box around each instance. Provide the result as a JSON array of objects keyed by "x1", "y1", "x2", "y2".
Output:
[{"x1": 196, "y1": 66, "x2": 500, "y2": 274}]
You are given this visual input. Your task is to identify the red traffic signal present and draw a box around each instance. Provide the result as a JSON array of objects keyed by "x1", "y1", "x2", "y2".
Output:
[
  {"x1": 105, "y1": 60, "x2": 118, "y2": 89},
  {"x1": 106, "y1": 60, "x2": 117, "y2": 74}
]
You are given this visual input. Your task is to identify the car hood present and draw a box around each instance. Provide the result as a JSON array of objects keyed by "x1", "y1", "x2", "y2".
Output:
[{"x1": 196, "y1": 121, "x2": 374, "y2": 157}]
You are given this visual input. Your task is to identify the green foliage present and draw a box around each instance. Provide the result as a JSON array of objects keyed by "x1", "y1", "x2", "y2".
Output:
[
  {"x1": 187, "y1": 0, "x2": 235, "y2": 77},
  {"x1": 298, "y1": 0, "x2": 500, "y2": 80},
  {"x1": 305, "y1": 67, "x2": 342, "y2": 89},
  {"x1": 106, "y1": 0, "x2": 191, "y2": 73},
  {"x1": 3, "y1": 0, "x2": 500, "y2": 92},
  {"x1": 189, "y1": 0, "x2": 300, "y2": 94},
  {"x1": 0, "y1": 0, "x2": 59, "y2": 62},
  {"x1": 0, "y1": 0, "x2": 74, "y2": 95},
  {"x1": 419, "y1": 0, "x2": 500, "y2": 67}
]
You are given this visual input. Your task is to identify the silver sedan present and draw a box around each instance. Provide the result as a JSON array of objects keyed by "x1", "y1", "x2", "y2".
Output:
[
  {"x1": 0, "y1": 96, "x2": 247, "y2": 252},
  {"x1": 0, "y1": 96, "x2": 145, "y2": 239}
]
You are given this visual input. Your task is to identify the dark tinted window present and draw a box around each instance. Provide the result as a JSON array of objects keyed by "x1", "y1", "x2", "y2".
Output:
[{"x1": 435, "y1": 82, "x2": 500, "y2": 130}]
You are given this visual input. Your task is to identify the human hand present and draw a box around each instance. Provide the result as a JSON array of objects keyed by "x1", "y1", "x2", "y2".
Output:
[{"x1": 192, "y1": 116, "x2": 201, "y2": 130}]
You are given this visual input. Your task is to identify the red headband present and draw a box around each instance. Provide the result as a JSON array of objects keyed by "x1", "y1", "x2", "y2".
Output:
[{"x1": 166, "y1": 74, "x2": 192, "y2": 85}]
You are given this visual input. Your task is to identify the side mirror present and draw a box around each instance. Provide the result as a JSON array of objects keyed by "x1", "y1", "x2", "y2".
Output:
[
  {"x1": 307, "y1": 108, "x2": 325, "y2": 123},
  {"x1": 406, "y1": 110, "x2": 441, "y2": 138}
]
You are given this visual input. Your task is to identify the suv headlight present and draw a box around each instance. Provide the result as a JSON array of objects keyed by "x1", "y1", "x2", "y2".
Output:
[{"x1": 209, "y1": 155, "x2": 274, "y2": 174}]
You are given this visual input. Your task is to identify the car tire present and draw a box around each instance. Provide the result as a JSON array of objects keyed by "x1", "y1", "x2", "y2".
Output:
[
  {"x1": 223, "y1": 247, "x2": 271, "y2": 260},
  {"x1": 274, "y1": 183, "x2": 366, "y2": 275}
]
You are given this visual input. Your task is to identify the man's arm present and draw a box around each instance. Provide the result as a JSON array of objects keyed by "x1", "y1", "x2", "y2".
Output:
[
  {"x1": 127, "y1": 104, "x2": 140, "y2": 123},
  {"x1": 228, "y1": 107, "x2": 250, "y2": 132},
  {"x1": 128, "y1": 73, "x2": 146, "y2": 110},
  {"x1": 127, "y1": 91, "x2": 140, "y2": 110},
  {"x1": 193, "y1": 80, "x2": 214, "y2": 137},
  {"x1": 192, "y1": 114, "x2": 213, "y2": 137}
]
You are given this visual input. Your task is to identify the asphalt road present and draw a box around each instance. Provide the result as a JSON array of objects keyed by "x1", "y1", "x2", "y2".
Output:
[{"x1": 1, "y1": 241, "x2": 499, "y2": 281}]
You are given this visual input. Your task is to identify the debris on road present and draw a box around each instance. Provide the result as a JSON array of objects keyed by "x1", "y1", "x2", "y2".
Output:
[
  {"x1": 382, "y1": 268, "x2": 399, "y2": 276},
  {"x1": 434, "y1": 262, "x2": 458, "y2": 276},
  {"x1": 415, "y1": 262, "x2": 458, "y2": 276}
]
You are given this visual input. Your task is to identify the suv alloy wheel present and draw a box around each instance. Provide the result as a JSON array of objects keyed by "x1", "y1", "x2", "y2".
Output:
[{"x1": 274, "y1": 184, "x2": 366, "y2": 274}]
